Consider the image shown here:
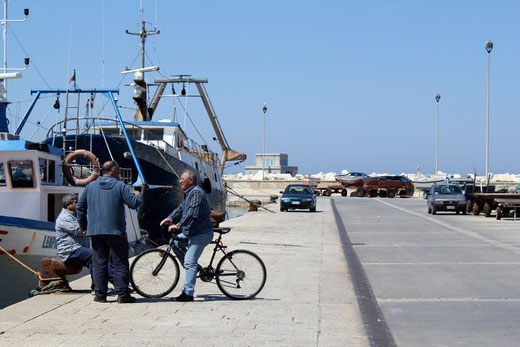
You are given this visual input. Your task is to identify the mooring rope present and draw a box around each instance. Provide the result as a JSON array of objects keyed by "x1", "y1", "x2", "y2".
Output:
[{"x1": 0, "y1": 245, "x2": 63, "y2": 286}]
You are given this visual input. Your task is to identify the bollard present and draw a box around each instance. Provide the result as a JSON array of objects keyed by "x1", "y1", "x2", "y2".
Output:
[
  {"x1": 211, "y1": 210, "x2": 225, "y2": 227},
  {"x1": 249, "y1": 200, "x2": 261, "y2": 212}
]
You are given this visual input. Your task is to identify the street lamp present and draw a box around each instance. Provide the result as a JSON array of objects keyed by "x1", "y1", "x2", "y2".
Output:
[
  {"x1": 435, "y1": 93, "x2": 441, "y2": 174},
  {"x1": 485, "y1": 40, "x2": 493, "y2": 183},
  {"x1": 262, "y1": 103, "x2": 267, "y2": 180}
]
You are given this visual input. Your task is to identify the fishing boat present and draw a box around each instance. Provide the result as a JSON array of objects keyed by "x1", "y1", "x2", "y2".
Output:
[
  {"x1": 0, "y1": 8, "x2": 244, "y2": 308},
  {"x1": 37, "y1": 17, "x2": 245, "y2": 243}
]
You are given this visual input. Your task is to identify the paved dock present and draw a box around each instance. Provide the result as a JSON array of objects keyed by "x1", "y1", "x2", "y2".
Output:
[{"x1": 0, "y1": 199, "x2": 368, "y2": 346}]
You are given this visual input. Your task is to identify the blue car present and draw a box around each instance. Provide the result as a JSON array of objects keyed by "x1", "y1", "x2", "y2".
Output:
[{"x1": 280, "y1": 184, "x2": 317, "y2": 212}]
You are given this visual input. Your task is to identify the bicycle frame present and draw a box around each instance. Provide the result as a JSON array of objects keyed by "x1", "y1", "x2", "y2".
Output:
[{"x1": 159, "y1": 230, "x2": 240, "y2": 282}]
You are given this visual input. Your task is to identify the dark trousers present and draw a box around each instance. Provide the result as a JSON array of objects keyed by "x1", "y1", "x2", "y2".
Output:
[
  {"x1": 91, "y1": 235, "x2": 130, "y2": 299},
  {"x1": 66, "y1": 246, "x2": 114, "y2": 290},
  {"x1": 66, "y1": 246, "x2": 94, "y2": 288}
]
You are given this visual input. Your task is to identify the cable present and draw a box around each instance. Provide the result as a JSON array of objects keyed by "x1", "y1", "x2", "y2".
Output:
[
  {"x1": 7, "y1": 24, "x2": 51, "y2": 89},
  {"x1": 176, "y1": 97, "x2": 209, "y2": 147}
]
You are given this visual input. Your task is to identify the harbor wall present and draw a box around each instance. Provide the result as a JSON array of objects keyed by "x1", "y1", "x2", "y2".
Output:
[{"x1": 224, "y1": 179, "x2": 336, "y2": 191}]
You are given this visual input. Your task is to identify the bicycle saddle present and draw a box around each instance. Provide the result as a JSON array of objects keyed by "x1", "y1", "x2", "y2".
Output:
[{"x1": 213, "y1": 227, "x2": 231, "y2": 234}]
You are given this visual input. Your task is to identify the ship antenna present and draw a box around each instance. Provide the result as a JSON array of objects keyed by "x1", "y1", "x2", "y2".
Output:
[
  {"x1": 125, "y1": 7, "x2": 159, "y2": 122},
  {"x1": 125, "y1": 8, "x2": 159, "y2": 70},
  {"x1": 0, "y1": 0, "x2": 29, "y2": 134}
]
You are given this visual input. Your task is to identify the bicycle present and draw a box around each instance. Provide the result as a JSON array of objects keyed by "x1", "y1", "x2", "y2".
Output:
[{"x1": 129, "y1": 227, "x2": 267, "y2": 300}]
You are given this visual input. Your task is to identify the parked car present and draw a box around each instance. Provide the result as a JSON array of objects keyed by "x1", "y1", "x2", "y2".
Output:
[
  {"x1": 280, "y1": 184, "x2": 316, "y2": 212},
  {"x1": 427, "y1": 184, "x2": 467, "y2": 215}
]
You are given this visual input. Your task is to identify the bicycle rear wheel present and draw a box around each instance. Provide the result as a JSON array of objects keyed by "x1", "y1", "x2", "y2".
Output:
[
  {"x1": 130, "y1": 249, "x2": 180, "y2": 298},
  {"x1": 216, "y1": 249, "x2": 267, "y2": 300}
]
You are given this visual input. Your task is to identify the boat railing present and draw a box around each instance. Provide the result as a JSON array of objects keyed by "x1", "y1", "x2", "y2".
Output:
[
  {"x1": 64, "y1": 163, "x2": 133, "y2": 185},
  {"x1": 46, "y1": 117, "x2": 220, "y2": 166}
]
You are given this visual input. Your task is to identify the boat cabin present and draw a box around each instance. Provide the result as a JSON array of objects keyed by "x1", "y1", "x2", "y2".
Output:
[{"x1": 0, "y1": 140, "x2": 82, "y2": 223}]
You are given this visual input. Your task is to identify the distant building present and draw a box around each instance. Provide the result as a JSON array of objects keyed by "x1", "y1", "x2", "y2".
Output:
[{"x1": 245, "y1": 153, "x2": 298, "y2": 176}]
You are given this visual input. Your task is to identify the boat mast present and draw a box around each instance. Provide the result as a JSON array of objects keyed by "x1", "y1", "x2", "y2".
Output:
[
  {"x1": 0, "y1": 0, "x2": 28, "y2": 134},
  {"x1": 125, "y1": 8, "x2": 159, "y2": 122}
]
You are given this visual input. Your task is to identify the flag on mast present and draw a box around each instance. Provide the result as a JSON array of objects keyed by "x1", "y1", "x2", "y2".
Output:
[{"x1": 69, "y1": 70, "x2": 76, "y2": 84}]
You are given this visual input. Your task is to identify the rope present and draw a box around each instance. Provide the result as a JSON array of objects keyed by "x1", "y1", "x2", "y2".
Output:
[
  {"x1": 92, "y1": 103, "x2": 115, "y2": 161},
  {"x1": 152, "y1": 144, "x2": 180, "y2": 179},
  {"x1": 176, "y1": 97, "x2": 208, "y2": 147},
  {"x1": 27, "y1": 103, "x2": 55, "y2": 141},
  {"x1": 0, "y1": 245, "x2": 62, "y2": 285},
  {"x1": 225, "y1": 185, "x2": 275, "y2": 213}
]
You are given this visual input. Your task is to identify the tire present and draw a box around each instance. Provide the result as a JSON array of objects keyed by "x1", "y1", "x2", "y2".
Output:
[
  {"x1": 472, "y1": 201, "x2": 481, "y2": 216},
  {"x1": 315, "y1": 191, "x2": 321, "y2": 196},
  {"x1": 280, "y1": 206, "x2": 285, "y2": 212},
  {"x1": 310, "y1": 206, "x2": 316, "y2": 212},
  {"x1": 462, "y1": 208, "x2": 467, "y2": 215},
  {"x1": 432, "y1": 207, "x2": 437, "y2": 215},
  {"x1": 388, "y1": 190, "x2": 396, "y2": 198},
  {"x1": 484, "y1": 202, "x2": 492, "y2": 217},
  {"x1": 466, "y1": 200, "x2": 473, "y2": 214},
  {"x1": 456, "y1": 210, "x2": 460, "y2": 215},
  {"x1": 130, "y1": 249, "x2": 180, "y2": 298},
  {"x1": 216, "y1": 250, "x2": 267, "y2": 300},
  {"x1": 341, "y1": 189, "x2": 347, "y2": 197},
  {"x1": 379, "y1": 190, "x2": 387, "y2": 198},
  {"x1": 496, "y1": 206, "x2": 502, "y2": 220},
  {"x1": 356, "y1": 187, "x2": 366, "y2": 197}
]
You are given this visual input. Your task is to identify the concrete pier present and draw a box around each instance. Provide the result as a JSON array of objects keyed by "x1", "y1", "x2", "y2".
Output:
[{"x1": 0, "y1": 199, "x2": 368, "y2": 346}]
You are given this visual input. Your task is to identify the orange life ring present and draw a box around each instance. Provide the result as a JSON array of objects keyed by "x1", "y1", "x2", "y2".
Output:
[{"x1": 62, "y1": 150, "x2": 100, "y2": 186}]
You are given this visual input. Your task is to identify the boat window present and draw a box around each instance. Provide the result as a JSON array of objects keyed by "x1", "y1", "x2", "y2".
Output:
[
  {"x1": 38, "y1": 159, "x2": 55, "y2": 183},
  {"x1": 39, "y1": 158, "x2": 47, "y2": 182},
  {"x1": 48, "y1": 160, "x2": 55, "y2": 183},
  {"x1": 8, "y1": 160, "x2": 35, "y2": 188},
  {"x1": 143, "y1": 129, "x2": 164, "y2": 141},
  {"x1": 0, "y1": 162, "x2": 5, "y2": 186}
]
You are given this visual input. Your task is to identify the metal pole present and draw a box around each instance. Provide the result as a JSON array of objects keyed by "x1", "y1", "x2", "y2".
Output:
[
  {"x1": 436, "y1": 101, "x2": 439, "y2": 174},
  {"x1": 484, "y1": 41, "x2": 493, "y2": 183},
  {"x1": 3, "y1": 0, "x2": 7, "y2": 93},
  {"x1": 435, "y1": 93, "x2": 440, "y2": 175},
  {"x1": 262, "y1": 103, "x2": 267, "y2": 180},
  {"x1": 486, "y1": 50, "x2": 491, "y2": 181},
  {"x1": 262, "y1": 111, "x2": 265, "y2": 180}
]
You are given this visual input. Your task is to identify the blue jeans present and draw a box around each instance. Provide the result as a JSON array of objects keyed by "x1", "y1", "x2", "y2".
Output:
[
  {"x1": 172, "y1": 232, "x2": 213, "y2": 296},
  {"x1": 91, "y1": 235, "x2": 130, "y2": 299}
]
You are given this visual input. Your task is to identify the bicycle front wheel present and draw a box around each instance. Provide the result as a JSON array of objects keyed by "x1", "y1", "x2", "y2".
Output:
[
  {"x1": 216, "y1": 249, "x2": 267, "y2": 300},
  {"x1": 130, "y1": 249, "x2": 180, "y2": 298}
]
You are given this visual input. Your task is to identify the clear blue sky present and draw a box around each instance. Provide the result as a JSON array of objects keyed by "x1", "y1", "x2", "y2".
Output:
[{"x1": 4, "y1": 1, "x2": 520, "y2": 175}]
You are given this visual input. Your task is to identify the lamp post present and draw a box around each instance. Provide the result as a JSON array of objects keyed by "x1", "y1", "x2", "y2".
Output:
[
  {"x1": 262, "y1": 103, "x2": 267, "y2": 180},
  {"x1": 435, "y1": 93, "x2": 440, "y2": 174},
  {"x1": 485, "y1": 40, "x2": 493, "y2": 183}
]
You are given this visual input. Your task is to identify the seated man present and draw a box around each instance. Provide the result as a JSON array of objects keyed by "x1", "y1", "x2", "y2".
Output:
[{"x1": 56, "y1": 193, "x2": 112, "y2": 292}]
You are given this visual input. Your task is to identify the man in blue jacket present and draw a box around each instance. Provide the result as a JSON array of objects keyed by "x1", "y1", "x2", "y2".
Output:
[
  {"x1": 77, "y1": 161, "x2": 143, "y2": 303},
  {"x1": 160, "y1": 170, "x2": 214, "y2": 302}
]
